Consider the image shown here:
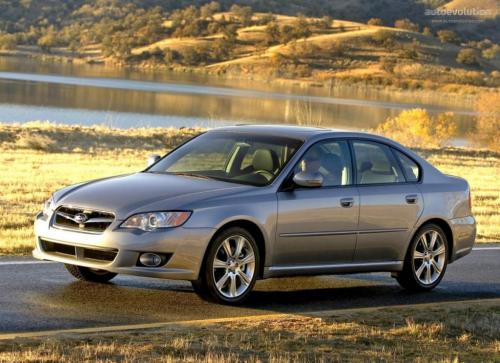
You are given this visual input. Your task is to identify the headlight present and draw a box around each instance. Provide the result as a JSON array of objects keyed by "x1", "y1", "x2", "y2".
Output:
[
  {"x1": 120, "y1": 211, "x2": 191, "y2": 231},
  {"x1": 42, "y1": 196, "x2": 55, "y2": 217}
]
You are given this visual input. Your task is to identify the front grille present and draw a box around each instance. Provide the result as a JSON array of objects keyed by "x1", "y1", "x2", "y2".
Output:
[
  {"x1": 53, "y1": 206, "x2": 114, "y2": 233},
  {"x1": 40, "y1": 239, "x2": 118, "y2": 263}
]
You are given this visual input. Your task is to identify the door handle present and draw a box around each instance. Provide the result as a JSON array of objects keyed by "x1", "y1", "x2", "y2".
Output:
[
  {"x1": 405, "y1": 194, "x2": 418, "y2": 204},
  {"x1": 340, "y1": 198, "x2": 354, "y2": 208}
]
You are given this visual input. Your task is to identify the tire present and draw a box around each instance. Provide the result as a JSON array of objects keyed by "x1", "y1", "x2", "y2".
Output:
[
  {"x1": 65, "y1": 264, "x2": 117, "y2": 283},
  {"x1": 191, "y1": 227, "x2": 260, "y2": 304},
  {"x1": 397, "y1": 223, "x2": 448, "y2": 291}
]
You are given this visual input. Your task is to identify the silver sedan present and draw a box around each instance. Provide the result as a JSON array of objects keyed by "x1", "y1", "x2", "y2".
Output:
[{"x1": 33, "y1": 125, "x2": 476, "y2": 304}]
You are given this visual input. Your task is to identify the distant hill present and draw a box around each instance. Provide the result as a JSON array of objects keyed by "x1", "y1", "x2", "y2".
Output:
[
  {"x1": 0, "y1": 0, "x2": 497, "y2": 40},
  {"x1": 435, "y1": 0, "x2": 499, "y2": 41},
  {"x1": 0, "y1": 2, "x2": 498, "y2": 93}
]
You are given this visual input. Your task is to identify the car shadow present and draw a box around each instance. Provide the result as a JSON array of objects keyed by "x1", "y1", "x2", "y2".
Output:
[{"x1": 32, "y1": 274, "x2": 500, "y2": 318}]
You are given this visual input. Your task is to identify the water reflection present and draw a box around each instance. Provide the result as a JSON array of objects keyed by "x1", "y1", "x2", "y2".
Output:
[{"x1": 0, "y1": 57, "x2": 476, "y2": 137}]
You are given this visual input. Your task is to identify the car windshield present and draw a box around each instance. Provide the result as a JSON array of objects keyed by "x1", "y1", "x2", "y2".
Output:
[{"x1": 148, "y1": 131, "x2": 303, "y2": 186}]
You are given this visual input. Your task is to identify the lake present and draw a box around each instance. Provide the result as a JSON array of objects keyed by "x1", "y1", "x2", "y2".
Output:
[{"x1": 0, "y1": 57, "x2": 476, "y2": 138}]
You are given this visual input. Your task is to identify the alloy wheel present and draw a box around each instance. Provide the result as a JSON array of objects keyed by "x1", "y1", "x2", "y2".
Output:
[
  {"x1": 212, "y1": 235, "x2": 256, "y2": 299},
  {"x1": 412, "y1": 229, "x2": 446, "y2": 285}
]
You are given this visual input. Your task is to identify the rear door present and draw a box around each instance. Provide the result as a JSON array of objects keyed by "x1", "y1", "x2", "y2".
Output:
[
  {"x1": 274, "y1": 139, "x2": 359, "y2": 267},
  {"x1": 351, "y1": 140, "x2": 423, "y2": 262}
]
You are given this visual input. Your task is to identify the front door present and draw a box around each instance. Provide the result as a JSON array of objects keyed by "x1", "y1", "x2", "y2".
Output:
[{"x1": 274, "y1": 139, "x2": 359, "y2": 267}]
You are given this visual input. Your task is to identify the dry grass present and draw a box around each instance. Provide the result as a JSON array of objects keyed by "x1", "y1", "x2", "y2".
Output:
[
  {"x1": 417, "y1": 147, "x2": 500, "y2": 241},
  {"x1": 0, "y1": 122, "x2": 498, "y2": 255},
  {"x1": 0, "y1": 122, "x2": 201, "y2": 254},
  {"x1": 0, "y1": 303, "x2": 498, "y2": 362}
]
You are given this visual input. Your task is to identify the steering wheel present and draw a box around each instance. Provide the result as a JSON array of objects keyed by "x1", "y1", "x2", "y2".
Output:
[{"x1": 253, "y1": 169, "x2": 274, "y2": 181}]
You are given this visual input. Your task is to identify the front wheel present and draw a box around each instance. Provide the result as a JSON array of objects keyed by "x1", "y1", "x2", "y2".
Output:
[
  {"x1": 397, "y1": 224, "x2": 448, "y2": 291},
  {"x1": 191, "y1": 227, "x2": 259, "y2": 304},
  {"x1": 65, "y1": 264, "x2": 117, "y2": 283}
]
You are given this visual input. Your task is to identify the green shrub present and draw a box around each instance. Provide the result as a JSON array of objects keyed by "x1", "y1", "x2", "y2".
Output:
[
  {"x1": 0, "y1": 32, "x2": 17, "y2": 50},
  {"x1": 456, "y1": 48, "x2": 478, "y2": 66},
  {"x1": 375, "y1": 109, "x2": 457, "y2": 147},
  {"x1": 394, "y1": 18, "x2": 419, "y2": 32},
  {"x1": 437, "y1": 30, "x2": 460, "y2": 45},
  {"x1": 367, "y1": 18, "x2": 383, "y2": 26}
]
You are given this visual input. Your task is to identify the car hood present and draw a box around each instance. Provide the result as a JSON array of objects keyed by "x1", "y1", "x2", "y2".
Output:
[{"x1": 54, "y1": 172, "x2": 252, "y2": 220}]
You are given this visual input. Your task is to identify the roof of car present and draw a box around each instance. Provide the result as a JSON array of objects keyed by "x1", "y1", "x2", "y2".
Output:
[
  {"x1": 211, "y1": 124, "x2": 372, "y2": 140},
  {"x1": 213, "y1": 124, "x2": 338, "y2": 137}
]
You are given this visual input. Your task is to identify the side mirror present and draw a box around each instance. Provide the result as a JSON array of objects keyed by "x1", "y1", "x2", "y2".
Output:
[
  {"x1": 292, "y1": 172, "x2": 323, "y2": 188},
  {"x1": 147, "y1": 154, "x2": 161, "y2": 167}
]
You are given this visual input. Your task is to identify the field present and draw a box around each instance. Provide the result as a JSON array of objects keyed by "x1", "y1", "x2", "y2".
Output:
[
  {"x1": 0, "y1": 300, "x2": 498, "y2": 362},
  {"x1": 0, "y1": 122, "x2": 498, "y2": 255}
]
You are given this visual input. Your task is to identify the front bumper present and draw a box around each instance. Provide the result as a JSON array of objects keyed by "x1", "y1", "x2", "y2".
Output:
[{"x1": 33, "y1": 212, "x2": 216, "y2": 280}]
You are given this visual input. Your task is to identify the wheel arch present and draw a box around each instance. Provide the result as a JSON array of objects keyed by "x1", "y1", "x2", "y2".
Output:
[
  {"x1": 204, "y1": 219, "x2": 267, "y2": 279},
  {"x1": 413, "y1": 217, "x2": 454, "y2": 261}
]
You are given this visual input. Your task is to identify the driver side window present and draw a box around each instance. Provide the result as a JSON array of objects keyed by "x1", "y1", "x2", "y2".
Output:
[{"x1": 296, "y1": 140, "x2": 353, "y2": 187}]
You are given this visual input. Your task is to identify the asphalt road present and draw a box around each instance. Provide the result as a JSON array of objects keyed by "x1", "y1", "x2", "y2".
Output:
[{"x1": 0, "y1": 246, "x2": 499, "y2": 334}]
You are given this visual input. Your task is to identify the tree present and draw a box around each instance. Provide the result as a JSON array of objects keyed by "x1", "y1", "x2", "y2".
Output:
[
  {"x1": 211, "y1": 37, "x2": 234, "y2": 61},
  {"x1": 317, "y1": 16, "x2": 332, "y2": 30},
  {"x1": 37, "y1": 27, "x2": 57, "y2": 52},
  {"x1": 258, "y1": 13, "x2": 275, "y2": 25},
  {"x1": 422, "y1": 26, "x2": 432, "y2": 36},
  {"x1": 456, "y1": 48, "x2": 478, "y2": 66},
  {"x1": 473, "y1": 92, "x2": 500, "y2": 151},
  {"x1": 200, "y1": 1, "x2": 220, "y2": 18},
  {"x1": 0, "y1": 33, "x2": 17, "y2": 50},
  {"x1": 371, "y1": 30, "x2": 395, "y2": 47},
  {"x1": 437, "y1": 30, "x2": 460, "y2": 45},
  {"x1": 279, "y1": 25, "x2": 295, "y2": 44},
  {"x1": 230, "y1": 4, "x2": 253, "y2": 26},
  {"x1": 375, "y1": 109, "x2": 456, "y2": 147},
  {"x1": 207, "y1": 20, "x2": 221, "y2": 35},
  {"x1": 222, "y1": 24, "x2": 238, "y2": 43},
  {"x1": 163, "y1": 48, "x2": 179, "y2": 64},
  {"x1": 394, "y1": 18, "x2": 419, "y2": 32},
  {"x1": 180, "y1": 47, "x2": 201, "y2": 65},
  {"x1": 367, "y1": 18, "x2": 383, "y2": 26},
  {"x1": 482, "y1": 45, "x2": 499, "y2": 60},
  {"x1": 289, "y1": 15, "x2": 311, "y2": 40},
  {"x1": 264, "y1": 21, "x2": 280, "y2": 45}
]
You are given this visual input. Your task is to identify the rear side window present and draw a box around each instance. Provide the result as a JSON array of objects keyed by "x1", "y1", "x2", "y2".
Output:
[
  {"x1": 352, "y1": 141, "x2": 405, "y2": 184},
  {"x1": 395, "y1": 150, "x2": 420, "y2": 182}
]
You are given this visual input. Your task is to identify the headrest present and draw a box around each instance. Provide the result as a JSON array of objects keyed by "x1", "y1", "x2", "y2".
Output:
[{"x1": 252, "y1": 149, "x2": 275, "y2": 172}]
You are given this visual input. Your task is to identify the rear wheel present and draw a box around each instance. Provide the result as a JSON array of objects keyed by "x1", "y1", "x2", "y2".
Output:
[
  {"x1": 397, "y1": 223, "x2": 448, "y2": 291},
  {"x1": 65, "y1": 264, "x2": 117, "y2": 283},
  {"x1": 191, "y1": 227, "x2": 259, "y2": 304}
]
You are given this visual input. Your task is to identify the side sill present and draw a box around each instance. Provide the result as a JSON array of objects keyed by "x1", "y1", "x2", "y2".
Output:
[{"x1": 263, "y1": 261, "x2": 403, "y2": 278}]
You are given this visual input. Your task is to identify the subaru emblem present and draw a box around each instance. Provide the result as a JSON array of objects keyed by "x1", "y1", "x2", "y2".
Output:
[{"x1": 74, "y1": 213, "x2": 88, "y2": 224}]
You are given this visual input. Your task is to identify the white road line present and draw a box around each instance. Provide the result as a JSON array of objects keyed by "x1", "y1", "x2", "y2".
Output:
[
  {"x1": 0, "y1": 261, "x2": 56, "y2": 266},
  {"x1": 472, "y1": 247, "x2": 500, "y2": 251}
]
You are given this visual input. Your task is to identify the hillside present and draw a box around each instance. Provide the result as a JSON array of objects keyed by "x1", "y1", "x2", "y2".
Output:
[
  {"x1": 0, "y1": 3, "x2": 498, "y2": 93},
  {"x1": 436, "y1": 0, "x2": 500, "y2": 42},
  {"x1": 101, "y1": 12, "x2": 500, "y2": 93},
  {"x1": 441, "y1": 0, "x2": 498, "y2": 19}
]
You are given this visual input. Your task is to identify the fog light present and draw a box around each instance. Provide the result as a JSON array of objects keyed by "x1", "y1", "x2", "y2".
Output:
[{"x1": 139, "y1": 253, "x2": 163, "y2": 267}]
